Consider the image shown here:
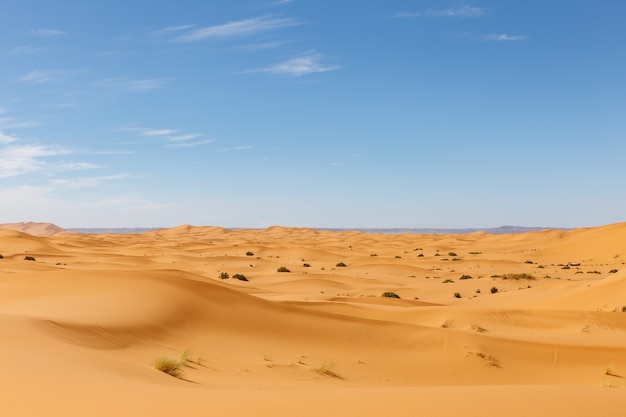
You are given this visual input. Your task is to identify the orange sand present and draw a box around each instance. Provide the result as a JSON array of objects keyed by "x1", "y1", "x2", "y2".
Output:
[{"x1": 1, "y1": 221, "x2": 626, "y2": 416}]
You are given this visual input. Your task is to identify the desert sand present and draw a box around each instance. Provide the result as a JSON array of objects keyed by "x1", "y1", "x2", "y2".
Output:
[{"x1": 1, "y1": 221, "x2": 626, "y2": 416}]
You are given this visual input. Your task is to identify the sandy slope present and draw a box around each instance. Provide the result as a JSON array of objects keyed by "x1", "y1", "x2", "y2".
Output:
[{"x1": 1, "y1": 222, "x2": 626, "y2": 416}]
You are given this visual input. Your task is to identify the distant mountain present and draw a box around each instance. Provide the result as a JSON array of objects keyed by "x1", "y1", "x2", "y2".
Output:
[
  {"x1": 0, "y1": 222, "x2": 68, "y2": 236},
  {"x1": 325, "y1": 226, "x2": 565, "y2": 235},
  {"x1": 2, "y1": 222, "x2": 566, "y2": 236},
  {"x1": 68, "y1": 227, "x2": 161, "y2": 234}
]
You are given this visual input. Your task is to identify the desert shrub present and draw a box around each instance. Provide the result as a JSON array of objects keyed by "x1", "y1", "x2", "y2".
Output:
[
  {"x1": 442, "y1": 279, "x2": 455, "y2": 283},
  {"x1": 370, "y1": 253, "x2": 378, "y2": 257},
  {"x1": 490, "y1": 287, "x2": 498, "y2": 294},
  {"x1": 587, "y1": 270, "x2": 601, "y2": 274},
  {"x1": 610, "y1": 269, "x2": 618, "y2": 273},
  {"x1": 381, "y1": 291, "x2": 400, "y2": 299},
  {"x1": 336, "y1": 262, "x2": 347, "y2": 267},
  {"x1": 246, "y1": 251, "x2": 254, "y2": 256},
  {"x1": 500, "y1": 273, "x2": 535, "y2": 280},
  {"x1": 561, "y1": 265, "x2": 571, "y2": 270},
  {"x1": 417, "y1": 253, "x2": 425, "y2": 257},
  {"x1": 219, "y1": 272, "x2": 230, "y2": 279},
  {"x1": 303, "y1": 263, "x2": 311, "y2": 267},
  {"x1": 454, "y1": 292, "x2": 461, "y2": 298},
  {"x1": 476, "y1": 289, "x2": 481, "y2": 294},
  {"x1": 153, "y1": 356, "x2": 183, "y2": 378},
  {"x1": 0, "y1": 253, "x2": 3, "y2": 259},
  {"x1": 24, "y1": 256, "x2": 36, "y2": 261},
  {"x1": 525, "y1": 260, "x2": 534, "y2": 264},
  {"x1": 395, "y1": 255, "x2": 401, "y2": 259},
  {"x1": 469, "y1": 252, "x2": 482, "y2": 255},
  {"x1": 448, "y1": 252, "x2": 457, "y2": 257},
  {"x1": 232, "y1": 274, "x2": 248, "y2": 281},
  {"x1": 277, "y1": 266, "x2": 291, "y2": 273},
  {"x1": 459, "y1": 275, "x2": 473, "y2": 280}
]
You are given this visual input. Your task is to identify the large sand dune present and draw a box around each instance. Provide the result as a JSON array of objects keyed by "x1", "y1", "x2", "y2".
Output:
[{"x1": 1, "y1": 222, "x2": 626, "y2": 416}]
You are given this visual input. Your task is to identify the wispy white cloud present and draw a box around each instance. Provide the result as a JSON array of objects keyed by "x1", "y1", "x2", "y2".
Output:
[
  {"x1": 0, "y1": 117, "x2": 39, "y2": 129},
  {"x1": 175, "y1": 16, "x2": 299, "y2": 42},
  {"x1": 244, "y1": 51, "x2": 340, "y2": 77},
  {"x1": 167, "y1": 139, "x2": 215, "y2": 148},
  {"x1": 395, "y1": 5, "x2": 487, "y2": 18},
  {"x1": 51, "y1": 173, "x2": 129, "y2": 188},
  {"x1": 0, "y1": 144, "x2": 70, "y2": 178},
  {"x1": 142, "y1": 129, "x2": 179, "y2": 136},
  {"x1": 218, "y1": 145, "x2": 252, "y2": 152},
  {"x1": 168, "y1": 133, "x2": 202, "y2": 142},
  {"x1": 91, "y1": 77, "x2": 168, "y2": 92},
  {"x1": 0, "y1": 132, "x2": 17, "y2": 144},
  {"x1": 17, "y1": 70, "x2": 73, "y2": 84},
  {"x1": 123, "y1": 127, "x2": 211, "y2": 147},
  {"x1": 11, "y1": 45, "x2": 49, "y2": 54},
  {"x1": 483, "y1": 33, "x2": 528, "y2": 41},
  {"x1": 30, "y1": 29, "x2": 65, "y2": 37},
  {"x1": 151, "y1": 24, "x2": 196, "y2": 35}
]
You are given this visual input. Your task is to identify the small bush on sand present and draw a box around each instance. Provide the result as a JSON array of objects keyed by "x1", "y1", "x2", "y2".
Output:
[
  {"x1": 24, "y1": 256, "x2": 36, "y2": 261},
  {"x1": 454, "y1": 292, "x2": 461, "y2": 298},
  {"x1": 246, "y1": 251, "x2": 254, "y2": 256},
  {"x1": 154, "y1": 356, "x2": 184, "y2": 378},
  {"x1": 442, "y1": 279, "x2": 455, "y2": 283},
  {"x1": 381, "y1": 291, "x2": 400, "y2": 299},
  {"x1": 303, "y1": 263, "x2": 311, "y2": 267},
  {"x1": 609, "y1": 269, "x2": 618, "y2": 273},
  {"x1": 219, "y1": 272, "x2": 229, "y2": 280},
  {"x1": 459, "y1": 275, "x2": 473, "y2": 280},
  {"x1": 500, "y1": 273, "x2": 535, "y2": 280},
  {"x1": 277, "y1": 266, "x2": 291, "y2": 273},
  {"x1": 232, "y1": 274, "x2": 248, "y2": 281},
  {"x1": 336, "y1": 262, "x2": 347, "y2": 267},
  {"x1": 490, "y1": 286, "x2": 498, "y2": 294}
]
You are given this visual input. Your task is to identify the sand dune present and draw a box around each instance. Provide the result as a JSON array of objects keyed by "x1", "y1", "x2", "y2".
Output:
[{"x1": 1, "y1": 222, "x2": 626, "y2": 416}]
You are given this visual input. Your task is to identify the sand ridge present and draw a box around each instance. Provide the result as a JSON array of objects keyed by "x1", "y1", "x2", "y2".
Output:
[{"x1": 1, "y1": 222, "x2": 626, "y2": 416}]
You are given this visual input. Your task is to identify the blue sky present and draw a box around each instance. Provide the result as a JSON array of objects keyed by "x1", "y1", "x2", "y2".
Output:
[{"x1": 1, "y1": 0, "x2": 625, "y2": 229}]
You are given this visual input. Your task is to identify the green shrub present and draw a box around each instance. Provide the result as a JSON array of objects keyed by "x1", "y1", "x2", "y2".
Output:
[
  {"x1": 381, "y1": 291, "x2": 400, "y2": 299},
  {"x1": 232, "y1": 274, "x2": 248, "y2": 281},
  {"x1": 277, "y1": 266, "x2": 291, "y2": 273},
  {"x1": 336, "y1": 262, "x2": 347, "y2": 267}
]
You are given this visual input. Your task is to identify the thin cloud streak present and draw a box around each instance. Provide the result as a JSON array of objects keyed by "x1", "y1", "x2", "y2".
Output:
[
  {"x1": 175, "y1": 16, "x2": 299, "y2": 42},
  {"x1": 244, "y1": 52, "x2": 340, "y2": 76},
  {"x1": 91, "y1": 77, "x2": 168, "y2": 92},
  {"x1": 30, "y1": 29, "x2": 65, "y2": 37},
  {"x1": 483, "y1": 34, "x2": 529, "y2": 41},
  {"x1": 18, "y1": 70, "x2": 72, "y2": 84},
  {"x1": 395, "y1": 5, "x2": 487, "y2": 18},
  {"x1": 0, "y1": 144, "x2": 70, "y2": 178}
]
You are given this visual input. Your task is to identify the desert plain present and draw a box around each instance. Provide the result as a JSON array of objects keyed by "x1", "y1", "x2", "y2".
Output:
[{"x1": 1, "y1": 221, "x2": 626, "y2": 416}]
